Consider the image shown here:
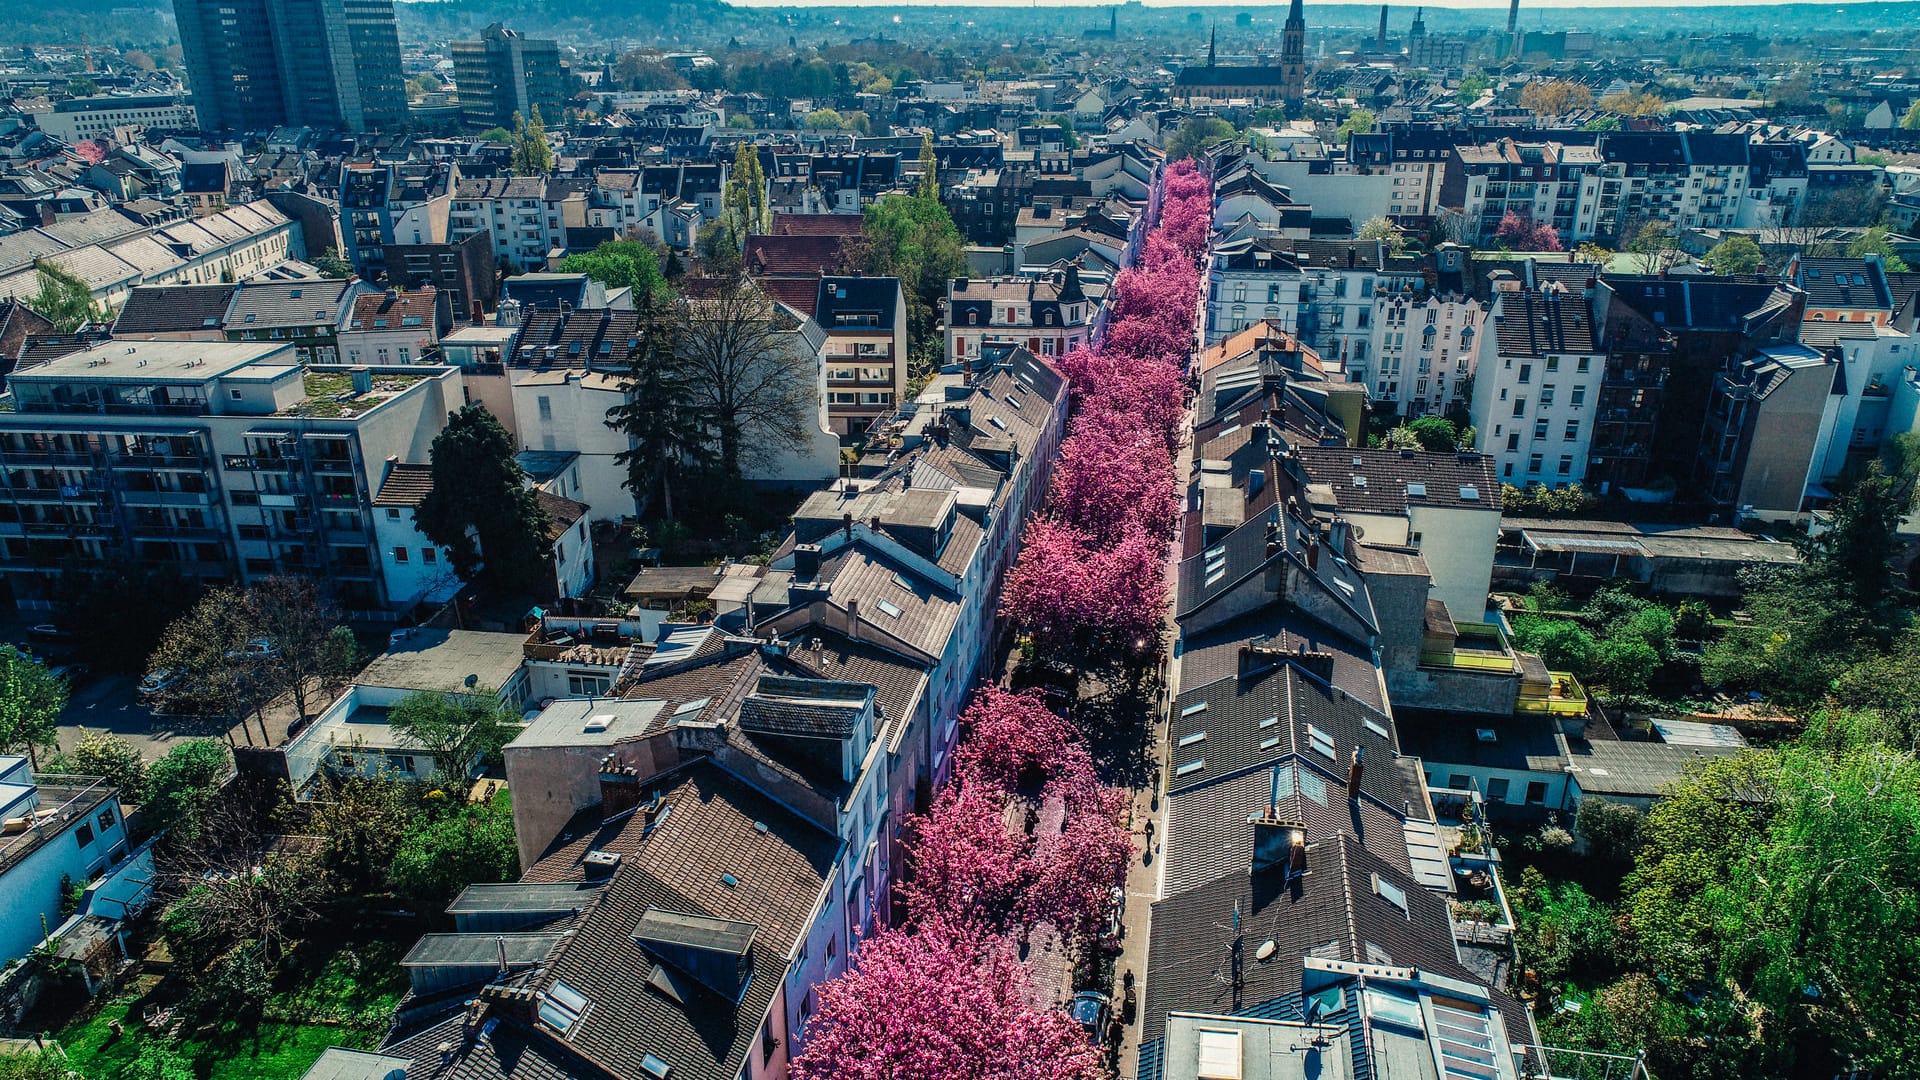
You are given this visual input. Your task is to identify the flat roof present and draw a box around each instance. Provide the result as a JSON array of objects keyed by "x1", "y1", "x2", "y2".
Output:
[
  {"x1": 1162, "y1": 1012, "x2": 1354, "y2": 1080},
  {"x1": 299, "y1": 1048, "x2": 414, "y2": 1080},
  {"x1": 11, "y1": 338, "x2": 294, "y2": 382},
  {"x1": 511, "y1": 698, "x2": 668, "y2": 749},
  {"x1": 401, "y1": 932, "x2": 563, "y2": 968},
  {"x1": 445, "y1": 881, "x2": 606, "y2": 915},
  {"x1": 442, "y1": 324, "x2": 521, "y2": 343},
  {"x1": 355, "y1": 629, "x2": 529, "y2": 694}
]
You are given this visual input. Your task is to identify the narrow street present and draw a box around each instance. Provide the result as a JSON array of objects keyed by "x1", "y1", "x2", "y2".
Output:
[{"x1": 1112, "y1": 401, "x2": 1194, "y2": 1078}]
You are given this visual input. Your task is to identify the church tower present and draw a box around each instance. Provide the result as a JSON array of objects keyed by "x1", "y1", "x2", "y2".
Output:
[{"x1": 1281, "y1": 0, "x2": 1306, "y2": 111}]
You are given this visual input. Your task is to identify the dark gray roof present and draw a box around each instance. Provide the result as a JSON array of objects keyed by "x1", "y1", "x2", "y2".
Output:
[
  {"x1": 1295, "y1": 446, "x2": 1501, "y2": 515},
  {"x1": 112, "y1": 284, "x2": 237, "y2": 334},
  {"x1": 1395, "y1": 708, "x2": 1566, "y2": 775},
  {"x1": 813, "y1": 275, "x2": 900, "y2": 331},
  {"x1": 1491, "y1": 289, "x2": 1598, "y2": 357},
  {"x1": 227, "y1": 278, "x2": 356, "y2": 329},
  {"x1": 1794, "y1": 257, "x2": 1892, "y2": 311}
]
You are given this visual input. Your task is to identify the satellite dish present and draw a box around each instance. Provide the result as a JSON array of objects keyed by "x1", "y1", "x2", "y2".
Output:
[
  {"x1": 465, "y1": 673, "x2": 480, "y2": 689},
  {"x1": 1255, "y1": 939, "x2": 1277, "y2": 962}
]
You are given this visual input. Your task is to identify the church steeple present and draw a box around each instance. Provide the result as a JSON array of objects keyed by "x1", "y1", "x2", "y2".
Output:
[
  {"x1": 1208, "y1": 21, "x2": 1217, "y2": 67},
  {"x1": 1281, "y1": 0, "x2": 1306, "y2": 110}
]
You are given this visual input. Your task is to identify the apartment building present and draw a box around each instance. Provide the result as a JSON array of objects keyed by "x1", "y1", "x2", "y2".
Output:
[
  {"x1": 450, "y1": 22, "x2": 570, "y2": 131},
  {"x1": 38, "y1": 94, "x2": 197, "y2": 143},
  {"x1": 338, "y1": 161, "x2": 457, "y2": 281},
  {"x1": 1470, "y1": 280, "x2": 1606, "y2": 489},
  {"x1": 1440, "y1": 138, "x2": 1604, "y2": 244},
  {"x1": 451, "y1": 176, "x2": 563, "y2": 271},
  {"x1": 1597, "y1": 131, "x2": 1750, "y2": 240},
  {"x1": 813, "y1": 276, "x2": 908, "y2": 439},
  {"x1": 0, "y1": 339, "x2": 462, "y2": 614},
  {"x1": 1352, "y1": 244, "x2": 1481, "y2": 415},
  {"x1": 945, "y1": 269, "x2": 1091, "y2": 363}
]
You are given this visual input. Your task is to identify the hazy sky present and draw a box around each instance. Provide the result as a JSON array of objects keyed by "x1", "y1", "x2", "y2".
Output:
[{"x1": 727, "y1": 0, "x2": 1900, "y2": 7}]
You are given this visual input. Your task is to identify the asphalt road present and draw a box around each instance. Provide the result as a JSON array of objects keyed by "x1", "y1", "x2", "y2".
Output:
[{"x1": 55, "y1": 672, "x2": 238, "y2": 759}]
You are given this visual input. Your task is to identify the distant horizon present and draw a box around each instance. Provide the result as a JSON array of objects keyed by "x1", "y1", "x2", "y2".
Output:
[{"x1": 718, "y1": 0, "x2": 1914, "y2": 8}]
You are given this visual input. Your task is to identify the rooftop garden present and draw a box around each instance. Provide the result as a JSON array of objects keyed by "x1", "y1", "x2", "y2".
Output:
[{"x1": 283, "y1": 370, "x2": 429, "y2": 419}]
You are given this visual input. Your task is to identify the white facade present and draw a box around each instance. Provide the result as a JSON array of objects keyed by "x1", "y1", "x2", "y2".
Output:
[
  {"x1": 1470, "y1": 294, "x2": 1606, "y2": 489},
  {"x1": 509, "y1": 370, "x2": 637, "y2": 522},
  {"x1": 0, "y1": 758, "x2": 134, "y2": 967},
  {"x1": 37, "y1": 97, "x2": 196, "y2": 142},
  {"x1": 1359, "y1": 291, "x2": 1486, "y2": 417}
]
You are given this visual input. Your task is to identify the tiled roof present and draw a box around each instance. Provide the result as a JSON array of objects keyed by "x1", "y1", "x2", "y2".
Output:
[
  {"x1": 349, "y1": 287, "x2": 442, "y2": 329},
  {"x1": 536, "y1": 489, "x2": 590, "y2": 540},
  {"x1": 373, "y1": 463, "x2": 435, "y2": 507},
  {"x1": 227, "y1": 278, "x2": 356, "y2": 328},
  {"x1": 1490, "y1": 289, "x2": 1598, "y2": 357},
  {"x1": 742, "y1": 234, "x2": 847, "y2": 276},
  {"x1": 112, "y1": 284, "x2": 237, "y2": 335},
  {"x1": 1795, "y1": 257, "x2": 1892, "y2": 311},
  {"x1": 1295, "y1": 445, "x2": 1502, "y2": 515},
  {"x1": 523, "y1": 761, "x2": 838, "y2": 1080}
]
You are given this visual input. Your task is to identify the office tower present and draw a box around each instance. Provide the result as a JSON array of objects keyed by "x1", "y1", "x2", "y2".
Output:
[
  {"x1": 451, "y1": 23, "x2": 570, "y2": 131},
  {"x1": 173, "y1": 0, "x2": 405, "y2": 132}
]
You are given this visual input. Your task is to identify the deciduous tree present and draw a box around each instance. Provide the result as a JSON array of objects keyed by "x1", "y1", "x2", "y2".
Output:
[
  {"x1": 0, "y1": 646, "x2": 65, "y2": 768},
  {"x1": 416, "y1": 404, "x2": 554, "y2": 592}
]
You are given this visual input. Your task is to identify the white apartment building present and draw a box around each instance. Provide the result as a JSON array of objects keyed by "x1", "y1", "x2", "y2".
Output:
[
  {"x1": 1470, "y1": 280, "x2": 1606, "y2": 488},
  {"x1": 1597, "y1": 131, "x2": 1750, "y2": 239}
]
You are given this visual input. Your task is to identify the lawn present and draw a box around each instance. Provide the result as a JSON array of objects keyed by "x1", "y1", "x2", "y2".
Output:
[{"x1": 52, "y1": 924, "x2": 411, "y2": 1080}]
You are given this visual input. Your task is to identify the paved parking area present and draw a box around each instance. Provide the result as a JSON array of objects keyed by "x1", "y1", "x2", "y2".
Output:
[{"x1": 57, "y1": 672, "x2": 300, "y2": 760}]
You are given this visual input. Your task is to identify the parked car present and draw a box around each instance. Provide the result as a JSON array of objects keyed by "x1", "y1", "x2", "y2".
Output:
[
  {"x1": 1068, "y1": 989, "x2": 1111, "y2": 1044},
  {"x1": 224, "y1": 639, "x2": 279, "y2": 662},
  {"x1": 28, "y1": 623, "x2": 72, "y2": 643},
  {"x1": 139, "y1": 668, "x2": 183, "y2": 698}
]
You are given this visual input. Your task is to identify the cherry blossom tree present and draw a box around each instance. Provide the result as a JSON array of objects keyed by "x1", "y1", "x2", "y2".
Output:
[
  {"x1": 899, "y1": 782, "x2": 1032, "y2": 927},
  {"x1": 791, "y1": 919, "x2": 1106, "y2": 1080},
  {"x1": 1022, "y1": 782, "x2": 1134, "y2": 942},
  {"x1": 1049, "y1": 422, "x2": 1180, "y2": 547},
  {"x1": 1002, "y1": 518, "x2": 1167, "y2": 661},
  {"x1": 954, "y1": 687, "x2": 1096, "y2": 795},
  {"x1": 1494, "y1": 210, "x2": 1565, "y2": 253}
]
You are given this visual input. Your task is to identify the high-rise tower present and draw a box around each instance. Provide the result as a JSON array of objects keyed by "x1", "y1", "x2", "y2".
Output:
[
  {"x1": 1281, "y1": 0, "x2": 1307, "y2": 111},
  {"x1": 173, "y1": 0, "x2": 404, "y2": 132}
]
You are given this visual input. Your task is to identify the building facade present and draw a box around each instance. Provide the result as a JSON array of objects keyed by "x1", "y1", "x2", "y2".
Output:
[{"x1": 451, "y1": 23, "x2": 570, "y2": 131}]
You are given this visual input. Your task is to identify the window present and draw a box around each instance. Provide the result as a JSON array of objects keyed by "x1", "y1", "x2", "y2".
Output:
[
  {"x1": 1507, "y1": 433, "x2": 1520, "y2": 452},
  {"x1": 826, "y1": 936, "x2": 836, "y2": 960},
  {"x1": 392, "y1": 546, "x2": 409, "y2": 563},
  {"x1": 422, "y1": 548, "x2": 438, "y2": 564},
  {"x1": 1528, "y1": 453, "x2": 1543, "y2": 473},
  {"x1": 538, "y1": 396, "x2": 552, "y2": 420},
  {"x1": 1564, "y1": 420, "x2": 1579, "y2": 442},
  {"x1": 99, "y1": 809, "x2": 116, "y2": 830},
  {"x1": 1570, "y1": 385, "x2": 1586, "y2": 407},
  {"x1": 77, "y1": 824, "x2": 94, "y2": 847},
  {"x1": 1546, "y1": 355, "x2": 1559, "y2": 371},
  {"x1": 1576, "y1": 356, "x2": 1590, "y2": 372},
  {"x1": 1518, "y1": 363, "x2": 1532, "y2": 384},
  {"x1": 1526, "y1": 781, "x2": 1548, "y2": 805},
  {"x1": 1558, "y1": 455, "x2": 1573, "y2": 475},
  {"x1": 386, "y1": 507, "x2": 401, "y2": 520},
  {"x1": 1486, "y1": 777, "x2": 1511, "y2": 802},
  {"x1": 1533, "y1": 419, "x2": 1549, "y2": 440},
  {"x1": 1512, "y1": 396, "x2": 1526, "y2": 418},
  {"x1": 1540, "y1": 384, "x2": 1555, "y2": 406}
]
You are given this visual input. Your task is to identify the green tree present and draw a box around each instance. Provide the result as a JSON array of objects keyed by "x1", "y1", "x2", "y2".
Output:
[
  {"x1": 1810, "y1": 462, "x2": 1905, "y2": 613},
  {"x1": 1453, "y1": 73, "x2": 1491, "y2": 106},
  {"x1": 1575, "y1": 799, "x2": 1643, "y2": 866},
  {"x1": 806, "y1": 107, "x2": 848, "y2": 130},
  {"x1": 313, "y1": 247, "x2": 355, "y2": 279},
  {"x1": 511, "y1": 106, "x2": 553, "y2": 176},
  {"x1": 304, "y1": 771, "x2": 423, "y2": 893},
  {"x1": 387, "y1": 690, "x2": 517, "y2": 780},
  {"x1": 917, "y1": 131, "x2": 939, "y2": 199},
  {"x1": 24, "y1": 261, "x2": 103, "y2": 331},
  {"x1": 0, "y1": 1050, "x2": 76, "y2": 1080},
  {"x1": 129, "y1": 1039, "x2": 195, "y2": 1080},
  {"x1": 1334, "y1": 107, "x2": 1376, "y2": 144},
  {"x1": 390, "y1": 792, "x2": 519, "y2": 906},
  {"x1": 67, "y1": 76, "x2": 99, "y2": 97},
  {"x1": 1703, "y1": 234, "x2": 1765, "y2": 275},
  {"x1": 607, "y1": 298, "x2": 714, "y2": 520},
  {"x1": 475, "y1": 126, "x2": 513, "y2": 143},
  {"x1": 859, "y1": 193, "x2": 965, "y2": 379},
  {"x1": 1716, "y1": 743, "x2": 1920, "y2": 1073},
  {"x1": 49, "y1": 731, "x2": 146, "y2": 798},
  {"x1": 1903, "y1": 99, "x2": 1920, "y2": 130},
  {"x1": 557, "y1": 238, "x2": 669, "y2": 299},
  {"x1": 1625, "y1": 219, "x2": 1681, "y2": 275},
  {"x1": 1621, "y1": 751, "x2": 1779, "y2": 984},
  {"x1": 415, "y1": 405, "x2": 554, "y2": 593},
  {"x1": 1847, "y1": 225, "x2": 1911, "y2": 272},
  {"x1": 1594, "y1": 637, "x2": 1658, "y2": 695},
  {"x1": 0, "y1": 645, "x2": 65, "y2": 769},
  {"x1": 1508, "y1": 616, "x2": 1596, "y2": 675},
  {"x1": 1356, "y1": 216, "x2": 1406, "y2": 254},
  {"x1": 142, "y1": 739, "x2": 233, "y2": 842},
  {"x1": 1403, "y1": 415, "x2": 1459, "y2": 452},
  {"x1": 1166, "y1": 115, "x2": 1236, "y2": 159},
  {"x1": 721, "y1": 141, "x2": 769, "y2": 243}
]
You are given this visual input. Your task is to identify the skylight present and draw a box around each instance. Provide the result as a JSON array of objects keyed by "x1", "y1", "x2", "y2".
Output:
[
  {"x1": 639, "y1": 1054, "x2": 673, "y2": 1080},
  {"x1": 989, "y1": 415, "x2": 1009, "y2": 431},
  {"x1": 1476, "y1": 728, "x2": 1498, "y2": 743},
  {"x1": 539, "y1": 980, "x2": 591, "y2": 1033},
  {"x1": 1363, "y1": 717, "x2": 1390, "y2": 740},
  {"x1": 1459, "y1": 485, "x2": 1480, "y2": 501},
  {"x1": 1372, "y1": 872, "x2": 1409, "y2": 915},
  {"x1": 876, "y1": 599, "x2": 904, "y2": 618},
  {"x1": 1177, "y1": 731, "x2": 1208, "y2": 748},
  {"x1": 1180, "y1": 701, "x2": 1208, "y2": 718},
  {"x1": 1307, "y1": 724, "x2": 1336, "y2": 759},
  {"x1": 672, "y1": 697, "x2": 711, "y2": 717},
  {"x1": 1406, "y1": 482, "x2": 1426, "y2": 498},
  {"x1": 1259, "y1": 736, "x2": 1280, "y2": 751},
  {"x1": 1175, "y1": 759, "x2": 1205, "y2": 777},
  {"x1": 1259, "y1": 715, "x2": 1279, "y2": 729}
]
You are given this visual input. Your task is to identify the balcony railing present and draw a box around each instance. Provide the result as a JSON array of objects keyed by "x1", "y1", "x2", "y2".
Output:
[{"x1": 1516, "y1": 671, "x2": 1588, "y2": 716}]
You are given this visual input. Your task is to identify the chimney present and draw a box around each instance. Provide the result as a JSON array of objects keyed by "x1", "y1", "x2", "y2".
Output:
[
  {"x1": 1238, "y1": 639, "x2": 1287, "y2": 678},
  {"x1": 1295, "y1": 647, "x2": 1337, "y2": 683},
  {"x1": 1346, "y1": 746, "x2": 1364, "y2": 796},
  {"x1": 1289, "y1": 831, "x2": 1308, "y2": 878},
  {"x1": 1305, "y1": 536, "x2": 1320, "y2": 571},
  {"x1": 1328, "y1": 518, "x2": 1350, "y2": 554},
  {"x1": 842, "y1": 511, "x2": 854, "y2": 539},
  {"x1": 582, "y1": 849, "x2": 622, "y2": 880},
  {"x1": 1251, "y1": 767, "x2": 1304, "y2": 876},
  {"x1": 598, "y1": 758, "x2": 643, "y2": 820},
  {"x1": 793, "y1": 543, "x2": 821, "y2": 580},
  {"x1": 1264, "y1": 518, "x2": 1283, "y2": 559},
  {"x1": 846, "y1": 598, "x2": 861, "y2": 641},
  {"x1": 478, "y1": 984, "x2": 539, "y2": 1025}
]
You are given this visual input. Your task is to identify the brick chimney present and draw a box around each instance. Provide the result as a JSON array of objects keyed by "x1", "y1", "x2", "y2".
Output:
[
  {"x1": 1293, "y1": 647, "x2": 1336, "y2": 683},
  {"x1": 1346, "y1": 746, "x2": 1364, "y2": 797},
  {"x1": 598, "y1": 758, "x2": 643, "y2": 820},
  {"x1": 793, "y1": 543, "x2": 821, "y2": 580}
]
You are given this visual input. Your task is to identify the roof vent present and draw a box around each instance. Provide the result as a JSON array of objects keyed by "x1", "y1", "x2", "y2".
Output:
[{"x1": 584, "y1": 713, "x2": 614, "y2": 733}]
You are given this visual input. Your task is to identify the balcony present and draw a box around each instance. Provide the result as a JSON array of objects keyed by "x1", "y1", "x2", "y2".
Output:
[
  {"x1": 119, "y1": 489, "x2": 213, "y2": 508},
  {"x1": 1516, "y1": 670, "x2": 1588, "y2": 717},
  {"x1": 115, "y1": 451, "x2": 207, "y2": 469},
  {"x1": 1, "y1": 449, "x2": 98, "y2": 466}
]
